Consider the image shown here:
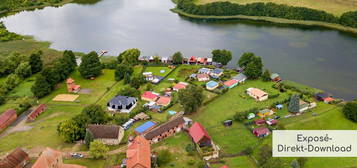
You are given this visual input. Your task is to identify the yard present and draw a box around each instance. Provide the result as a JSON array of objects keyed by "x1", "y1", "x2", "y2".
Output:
[
  {"x1": 144, "y1": 66, "x2": 173, "y2": 77},
  {"x1": 195, "y1": 0, "x2": 357, "y2": 16}
]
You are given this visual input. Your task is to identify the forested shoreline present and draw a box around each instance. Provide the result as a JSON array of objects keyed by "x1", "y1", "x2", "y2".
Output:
[{"x1": 176, "y1": 0, "x2": 357, "y2": 28}]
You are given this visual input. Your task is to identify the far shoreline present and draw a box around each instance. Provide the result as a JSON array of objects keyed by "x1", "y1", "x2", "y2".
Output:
[{"x1": 171, "y1": 8, "x2": 357, "y2": 35}]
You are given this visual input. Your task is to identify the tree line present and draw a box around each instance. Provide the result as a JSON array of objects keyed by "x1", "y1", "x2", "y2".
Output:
[
  {"x1": 176, "y1": 0, "x2": 357, "y2": 28},
  {"x1": 0, "y1": 0, "x2": 63, "y2": 11}
]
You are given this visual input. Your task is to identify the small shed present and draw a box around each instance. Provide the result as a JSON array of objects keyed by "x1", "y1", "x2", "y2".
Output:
[{"x1": 223, "y1": 120, "x2": 233, "y2": 127}]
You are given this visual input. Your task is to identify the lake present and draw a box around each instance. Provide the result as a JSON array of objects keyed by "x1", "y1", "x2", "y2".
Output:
[{"x1": 1, "y1": 0, "x2": 356, "y2": 100}]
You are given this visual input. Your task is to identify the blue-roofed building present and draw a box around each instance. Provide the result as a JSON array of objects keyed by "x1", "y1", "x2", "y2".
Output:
[
  {"x1": 135, "y1": 121, "x2": 157, "y2": 135},
  {"x1": 206, "y1": 81, "x2": 219, "y2": 90},
  {"x1": 210, "y1": 68, "x2": 224, "y2": 78},
  {"x1": 198, "y1": 68, "x2": 211, "y2": 74}
]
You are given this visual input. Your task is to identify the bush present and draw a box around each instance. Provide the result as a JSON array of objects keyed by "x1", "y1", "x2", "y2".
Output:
[
  {"x1": 157, "y1": 150, "x2": 172, "y2": 166},
  {"x1": 342, "y1": 102, "x2": 357, "y2": 122}
]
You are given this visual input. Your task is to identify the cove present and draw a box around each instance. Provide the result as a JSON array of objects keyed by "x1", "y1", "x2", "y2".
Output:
[{"x1": 0, "y1": 0, "x2": 356, "y2": 100}]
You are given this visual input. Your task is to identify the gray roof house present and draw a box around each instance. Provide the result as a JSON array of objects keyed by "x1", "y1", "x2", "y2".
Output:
[
  {"x1": 107, "y1": 95, "x2": 138, "y2": 113},
  {"x1": 210, "y1": 68, "x2": 224, "y2": 78},
  {"x1": 233, "y1": 73, "x2": 247, "y2": 83}
]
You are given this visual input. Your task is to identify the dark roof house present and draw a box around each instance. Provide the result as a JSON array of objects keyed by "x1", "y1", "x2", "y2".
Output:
[
  {"x1": 144, "y1": 117, "x2": 185, "y2": 143},
  {"x1": 107, "y1": 96, "x2": 137, "y2": 113},
  {"x1": 86, "y1": 125, "x2": 124, "y2": 145}
]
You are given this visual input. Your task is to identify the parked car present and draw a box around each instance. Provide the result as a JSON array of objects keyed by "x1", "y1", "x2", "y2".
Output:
[
  {"x1": 70, "y1": 153, "x2": 84, "y2": 158},
  {"x1": 122, "y1": 119, "x2": 135, "y2": 130}
]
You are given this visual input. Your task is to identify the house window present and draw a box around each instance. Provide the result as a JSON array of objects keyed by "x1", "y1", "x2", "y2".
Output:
[{"x1": 112, "y1": 105, "x2": 115, "y2": 109}]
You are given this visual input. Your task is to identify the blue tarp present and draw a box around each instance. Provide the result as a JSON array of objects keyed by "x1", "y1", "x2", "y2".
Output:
[
  {"x1": 135, "y1": 121, "x2": 156, "y2": 134},
  {"x1": 168, "y1": 110, "x2": 177, "y2": 115}
]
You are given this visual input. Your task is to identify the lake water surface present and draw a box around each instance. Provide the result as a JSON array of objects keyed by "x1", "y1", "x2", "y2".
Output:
[{"x1": 1, "y1": 0, "x2": 357, "y2": 100}]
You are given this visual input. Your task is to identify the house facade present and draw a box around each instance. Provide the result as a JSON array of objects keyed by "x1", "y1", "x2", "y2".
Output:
[
  {"x1": 0, "y1": 148, "x2": 29, "y2": 168},
  {"x1": 247, "y1": 88, "x2": 268, "y2": 101},
  {"x1": 107, "y1": 95, "x2": 138, "y2": 113},
  {"x1": 86, "y1": 125, "x2": 124, "y2": 145},
  {"x1": 27, "y1": 104, "x2": 46, "y2": 121},
  {"x1": 144, "y1": 117, "x2": 185, "y2": 144},
  {"x1": 0, "y1": 109, "x2": 17, "y2": 132}
]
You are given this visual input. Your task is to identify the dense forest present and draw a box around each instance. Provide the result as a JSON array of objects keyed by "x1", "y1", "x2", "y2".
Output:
[
  {"x1": 0, "y1": 0, "x2": 63, "y2": 11},
  {"x1": 176, "y1": 0, "x2": 357, "y2": 28}
]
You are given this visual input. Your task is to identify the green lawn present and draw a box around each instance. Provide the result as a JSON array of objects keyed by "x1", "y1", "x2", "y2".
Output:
[
  {"x1": 63, "y1": 158, "x2": 106, "y2": 168},
  {"x1": 196, "y1": 0, "x2": 357, "y2": 16},
  {"x1": 144, "y1": 66, "x2": 173, "y2": 77},
  {"x1": 211, "y1": 156, "x2": 257, "y2": 168}
]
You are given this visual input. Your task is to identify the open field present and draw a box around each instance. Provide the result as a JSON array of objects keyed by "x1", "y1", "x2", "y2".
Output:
[
  {"x1": 211, "y1": 156, "x2": 257, "y2": 168},
  {"x1": 144, "y1": 66, "x2": 173, "y2": 77},
  {"x1": 195, "y1": 0, "x2": 357, "y2": 16}
]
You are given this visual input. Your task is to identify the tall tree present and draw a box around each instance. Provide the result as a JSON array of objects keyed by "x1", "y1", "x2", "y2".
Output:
[
  {"x1": 79, "y1": 51, "x2": 102, "y2": 79},
  {"x1": 239, "y1": 53, "x2": 263, "y2": 79},
  {"x1": 29, "y1": 50, "x2": 43, "y2": 73},
  {"x1": 84, "y1": 131, "x2": 94, "y2": 148},
  {"x1": 114, "y1": 64, "x2": 133, "y2": 81},
  {"x1": 82, "y1": 105, "x2": 108, "y2": 124},
  {"x1": 89, "y1": 140, "x2": 109, "y2": 159},
  {"x1": 31, "y1": 75, "x2": 52, "y2": 98},
  {"x1": 118, "y1": 86, "x2": 140, "y2": 97},
  {"x1": 212, "y1": 49, "x2": 232, "y2": 65},
  {"x1": 63, "y1": 50, "x2": 77, "y2": 72},
  {"x1": 238, "y1": 52, "x2": 255, "y2": 68},
  {"x1": 343, "y1": 101, "x2": 357, "y2": 122},
  {"x1": 117, "y1": 48, "x2": 141, "y2": 65},
  {"x1": 178, "y1": 85, "x2": 204, "y2": 114},
  {"x1": 57, "y1": 120, "x2": 82, "y2": 143},
  {"x1": 172, "y1": 52, "x2": 183, "y2": 64},
  {"x1": 15, "y1": 62, "x2": 32, "y2": 78},
  {"x1": 288, "y1": 94, "x2": 300, "y2": 113},
  {"x1": 262, "y1": 69, "x2": 271, "y2": 82}
]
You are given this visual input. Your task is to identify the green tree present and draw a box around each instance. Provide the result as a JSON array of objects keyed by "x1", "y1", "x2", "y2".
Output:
[
  {"x1": 178, "y1": 85, "x2": 204, "y2": 114},
  {"x1": 130, "y1": 74, "x2": 146, "y2": 89},
  {"x1": 244, "y1": 61, "x2": 262, "y2": 79},
  {"x1": 31, "y1": 75, "x2": 52, "y2": 98},
  {"x1": 72, "y1": 114, "x2": 90, "y2": 139},
  {"x1": 0, "y1": 93, "x2": 5, "y2": 105},
  {"x1": 3, "y1": 74, "x2": 21, "y2": 93},
  {"x1": 118, "y1": 86, "x2": 140, "y2": 97},
  {"x1": 212, "y1": 49, "x2": 232, "y2": 65},
  {"x1": 117, "y1": 48, "x2": 141, "y2": 65},
  {"x1": 63, "y1": 50, "x2": 77, "y2": 72},
  {"x1": 115, "y1": 64, "x2": 134, "y2": 81},
  {"x1": 79, "y1": 51, "x2": 102, "y2": 79},
  {"x1": 258, "y1": 144, "x2": 272, "y2": 166},
  {"x1": 57, "y1": 120, "x2": 82, "y2": 143},
  {"x1": 89, "y1": 140, "x2": 109, "y2": 159},
  {"x1": 15, "y1": 62, "x2": 32, "y2": 78},
  {"x1": 297, "y1": 157, "x2": 308, "y2": 168},
  {"x1": 262, "y1": 69, "x2": 271, "y2": 82},
  {"x1": 172, "y1": 52, "x2": 183, "y2": 64},
  {"x1": 82, "y1": 105, "x2": 108, "y2": 124},
  {"x1": 238, "y1": 52, "x2": 255, "y2": 68},
  {"x1": 261, "y1": 158, "x2": 284, "y2": 168},
  {"x1": 84, "y1": 130, "x2": 94, "y2": 148},
  {"x1": 288, "y1": 94, "x2": 300, "y2": 113},
  {"x1": 29, "y1": 50, "x2": 43, "y2": 73},
  {"x1": 343, "y1": 101, "x2": 357, "y2": 122},
  {"x1": 146, "y1": 83, "x2": 154, "y2": 91}
]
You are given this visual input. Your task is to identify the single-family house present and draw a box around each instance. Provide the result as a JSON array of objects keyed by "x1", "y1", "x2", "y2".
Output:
[
  {"x1": 198, "y1": 57, "x2": 207, "y2": 64},
  {"x1": 189, "y1": 122, "x2": 212, "y2": 147},
  {"x1": 197, "y1": 74, "x2": 210, "y2": 82},
  {"x1": 210, "y1": 68, "x2": 224, "y2": 78},
  {"x1": 173, "y1": 82, "x2": 188, "y2": 91},
  {"x1": 206, "y1": 81, "x2": 219, "y2": 90},
  {"x1": 257, "y1": 109, "x2": 274, "y2": 118},
  {"x1": 32, "y1": 148, "x2": 86, "y2": 168},
  {"x1": 189, "y1": 56, "x2": 197, "y2": 64},
  {"x1": 135, "y1": 121, "x2": 157, "y2": 135},
  {"x1": 107, "y1": 95, "x2": 138, "y2": 113},
  {"x1": 232, "y1": 73, "x2": 247, "y2": 83},
  {"x1": 126, "y1": 136, "x2": 151, "y2": 168},
  {"x1": 315, "y1": 92, "x2": 334, "y2": 103},
  {"x1": 189, "y1": 73, "x2": 197, "y2": 79},
  {"x1": 270, "y1": 73, "x2": 281, "y2": 82},
  {"x1": 161, "y1": 57, "x2": 171, "y2": 63},
  {"x1": 156, "y1": 96, "x2": 171, "y2": 106},
  {"x1": 86, "y1": 125, "x2": 124, "y2": 145},
  {"x1": 0, "y1": 109, "x2": 17, "y2": 132},
  {"x1": 66, "y1": 78, "x2": 81, "y2": 93},
  {"x1": 223, "y1": 79, "x2": 238, "y2": 89},
  {"x1": 0, "y1": 148, "x2": 29, "y2": 168},
  {"x1": 246, "y1": 88, "x2": 268, "y2": 101},
  {"x1": 144, "y1": 116, "x2": 185, "y2": 144},
  {"x1": 198, "y1": 68, "x2": 211, "y2": 74},
  {"x1": 207, "y1": 58, "x2": 213, "y2": 65},
  {"x1": 254, "y1": 118, "x2": 266, "y2": 126},
  {"x1": 27, "y1": 104, "x2": 46, "y2": 121},
  {"x1": 266, "y1": 120, "x2": 278, "y2": 126},
  {"x1": 141, "y1": 91, "x2": 159, "y2": 102},
  {"x1": 253, "y1": 127, "x2": 270, "y2": 137}
]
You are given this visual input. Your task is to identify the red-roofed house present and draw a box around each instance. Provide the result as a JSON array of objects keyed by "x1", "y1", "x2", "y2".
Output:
[
  {"x1": 253, "y1": 127, "x2": 270, "y2": 137},
  {"x1": 223, "y1": 79, "x2": 238, "y2": 89},
  {"x1": 0, "y1": 109, "x2": 17, "y2": 132},
  {"x1": 141, "y1": 91, "x2": 159, "y2": 102},
  {"x1": 27, "y1": 104, "x2": 46, "y2": 121},
  {"x1": 0, "y1": 148, "x2": 29, "y2": 168},
  {"x1": 156, "y1": 96, "x2": 171, "y2": 106},
  {"x1": 189, "y1": 122, "x2": 212, "y2": 147},
  {"x1": 189, "y1": 56, "x2": 197, "y2": 64},
  {"x1": 197, "y1": 74, "x2": 210, "y2": 82},
  {"x1": 254, "y1": 118, "x2": 266, "y2": 126},
  {"x1": 198, "y1": 57, "x2": 207, "y2": 64},
  {"x1": 66, "y1": 78, "x2": 81, "y2": 93},
  {"x1": 266, "y1": 120, "x2": 278, "y2": 126},
  {"x1": 32, "y1": 148, "x2": 86, "y2": 168},
  {"x1": 173, "y1": 82, "x2": 188, "y2": 91},
  {"x1": 126, "y1": 136, "x2": 151, "y2": 168}
]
